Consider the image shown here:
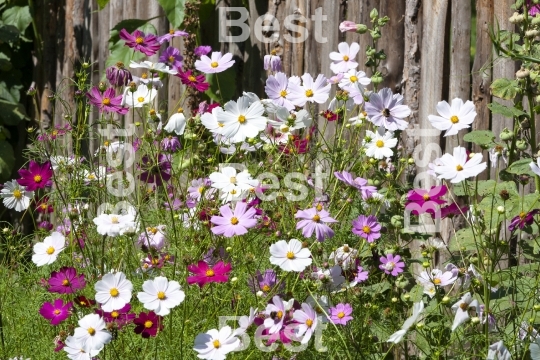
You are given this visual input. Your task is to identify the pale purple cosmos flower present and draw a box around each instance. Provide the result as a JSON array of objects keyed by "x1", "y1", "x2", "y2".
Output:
[
  {"x1": 288, "y1": 73, "x2": 331, "y2": 107},
  {"x1": 329, "y1": 303, "x2": 353, "y2": 325},
  {"x1": 417, "y1": 268, "x2": 457, "y2": 290},
  {"x1": 187, "y1": 177, "x2": 213, "y2": 201},
  {"x1": 352, "y1": 215, "x2": 381, "y2": 243},
  {"x1": 194, "y1": 45, "x2": 212, "y2": 56},
  {"x1": 157, "y1": 29, "x2": 189, "y2": 43},
  {"x1": 161, "y1": 136, "x2": 181, "y2": 152},
  {"x1": 329, "y1": 42, "x2": 360, "y2": 74},
  {"x1": 264, "y1": 54, "x2": 282, "y2": 71},
  {"x1": 159, "y1": 47, "x2": 183, "y2": 69},
  {"x1": 334, "y1": 171, "x2": 378, "y2": 199},
  {"x1": 365, "y1": 88, "x2": 411, "y2": 131},
  {"x1": 248, "y1": 269, "x2": 281, "y2": 294},
  {"x1": 295, "y1": 207, "x2": 338, "y2": 242},
  {"x1": 265, "y1": 72, "x2": 299, "y2": 111},
  {"x1": 264, "y1": 295, "x2": 291, "y2": 334},
  {"x1": 509, "y1": 209, "x2": 540, "y2": 231},
  {"x1": 379, "y1": 254, "x2": 405, "y2": 276},
  {"x1": 106, "y1": 62, "x2": 133, "y2": 86},
  {"x1": 479, "y1": 305, "x2": 497, "y2": 332},
  {"x1": 354, "y1": 265, "x2": 369, "y2": 283},
  {"x1": 210, "y1": 202, "x2": 258, "y2": 237},
  {"x1": 195, "y1": 52, "x2": 235, "y2": 74}
]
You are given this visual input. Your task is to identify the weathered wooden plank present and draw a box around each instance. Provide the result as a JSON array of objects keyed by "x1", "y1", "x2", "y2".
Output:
[{"x1": 379, "y1": 0, "x2": 405, "y2": 92}]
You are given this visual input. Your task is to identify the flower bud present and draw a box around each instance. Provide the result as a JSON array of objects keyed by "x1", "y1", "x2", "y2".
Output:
[
  {"x1": 370, "y1": 8, "x2": 379, "y2": 20},
  {"x1": 497, "y1": 206, "x2": 505, "y2": 214},
  {"x1": 356, "y1": 24, "x2": 368, "y2": 34},
  {"x1": 526, "y1": 29, "x2": 540, "y2": 38},
  {"x1": 442, "y1": 296, "x2": 450, "y2": 304},
  {"x1": 422, "y1": 261, "x2": 430, "y2": 268},
  {"x1": 516, "y1": 139, "x2": 529, "y2": 151},
  {"x1": 499, "y1": 128, "x2": 514, "y2": 141},
  {"x1": 98, "y1": 81, "x2": 107, "y2": 92},
  {"x1": 471, "y1": 316, "x2": 481, "y2": 324},
  {"x1": 509, "y1": 12, "x2": 525, "y2": 24},
  {"x1": 516, "y1": 68, "x2": 530, "y2": 79},
  {"x1": 407, "y1": 158, "x2": 415, "y2": 165},
  {"x1": 534, "y1": 305, "x2": 540, "y2": 311}
]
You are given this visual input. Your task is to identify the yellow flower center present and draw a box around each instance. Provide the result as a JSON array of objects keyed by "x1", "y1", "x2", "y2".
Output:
[
  {"x1": 169, "y1": 29, "x2": 175, "y2": 35},
  {"x1": 141, "y1": 73, "x2": 148, "y2": 79},
  {"x1": 12, "y1": 189, "x2": 22, "y2": 199},
  {"x1": 137, "y1": 97, "x2": 145, "y2": 103},
  {"x1": 520, "y1": 212, "x2": 527, "y2": 219},
  {"x1": 459, "y1": 303, "x2": 469, "y2": 311},
  {"x1": 206, "y1": 269, "x2": 215, "y2": 277},
  {"x1": 218, "y1": 122, "x2": 224, "y2": 127},
  {"x1": 286, "y1": 251, "x2": 295, "y2": 259},
  {"x1": 312, "y1": 214, "x2": 321, "y2": 222},
  {"x1": 230, "y1": 176, "x2": 237, "y2": 184},
  {"x1": 144, "y1": 320, "x2": 153, "y2": 328},
  {"x1": 376, "y1": 140, "x2": 384, "y2": 148},
  {"x1": 157, "y1": 291, "x2": 166, "y2": 300},
  {"x1": 343, "y1": 55, "x2": 349, "y2": 61},
  {"x1": 262, "y1": 284, "x2": 271, "y2": 292},
  {"x1": 148, "y1": 227, "x2": 158, "y2": 234},
  {"x1": 52, "y1": 130, "x2": 58, "y2": 136},
  {"x1": 34, "y1": 175, "x2": 42, "y2": 183},
  {"x1": 230, "y1": 189, "x2": 237, "y2": 195},
  {"x1": 276, "y1": 310, "x2": 283, "y2": 319},
  {"x1": 198, "y1": 186, "x2": 204, "y2": 193},
  {"x1": 456, "y1": 164, "x2": 464, "y2": 171},
  {"x1": 53, "y1": 309, "x2": 61, "y2": 315},
  {"x1": 362, "y1": 225, "x2": 371, "y2": 234},
  {"x1": 152, "y1": 257, "x2": 160, "y2": 265},
  {"x1": 343, "y1": 245, "x2": 350, "y2": 252},
  {"x1": 433, "y1": 278, "x2": 441, "y2": 285},
  {"x1": 337, "y1": 311, "x2": 345, "y2": 319},
  {"x1": 188, "y1": 75, "x2": 196, "y2": 82},
  {"x1": 46, "y1": 246, "x2": 55, "y2": 255},
  {"x1": 149, "y1": 109, "x2": 156, "y2": 116},
  {"x1": 168, "y1": 56, "x2": 175, "y2": 63},
  {"x1": 87, "y1": 327, "x2": 96, "y2": 335},
  {"x1": 305, "y1": 89, "x2": 314, "y2": 97},
  {"x1": 135, "y1": 37, "x2": 144, "y2": 44},
  {"x1": 211, "y1": 61, "x2": 219, "y2": 68},
  {"x1": 238, "y1": 115, "x2": 246, "y2": 123},
  {"x1": 213, "y1": 340, "x2": 221, "y2": 348},
  {"x1": 450, "y1": 115, "x2": 459, "y2": 124},
  {"x1": 280, "y1": 90, "x2": 287, "y2": 98},
  {"x1": 350, "y1": 75, "x2": 358, "y2": 83},
  {"x1": 111, "y1": 311, "x2": 119, "y2": 318},
  {"x1": 62, "y1": 279, "x2": 69, "y2": 286},
  {"x1": 271, "y1": 49, "x2": 278, "y2": 55},
  {"x1": 423, "y1": 194, "x2": 430, "y2": 201},
  {"x1": 102, "y1": 98, "x2": 111, "y2": 105},
  {"x1": 306, "y1": 319, "x2": 313, "y2": 327},
  {"x1": 316, "y1": 203, "x2": 323, "y2": 211},
  {"x1": 110, "y1": 288, "x2": 119, "y2": 297},
  {"x1": 116, "y1": 61, "x2": 125, "y2": 68},
  {"x1": 230, "y1": 217, "x2": 239, "y2": 225},
  {"x1": 111, "y1": 216, "x2": 119, "y2": 224}
]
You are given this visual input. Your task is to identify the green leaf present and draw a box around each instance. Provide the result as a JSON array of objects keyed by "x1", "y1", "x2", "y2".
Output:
[
  {"x1": 506, "y1": 158, "x2": 536, "y2": 176},
  {"x1": 109, "y1": 19, "x2": 152, "y2": 46},
  {"x1": 97, "y1": 0, "x2": 110, "y2": 10},
  {"x1": 0, "y1": 24, "x2": 19, "y2": 43},
  {"x1": 0, "y1": 51, "x2": 11, "y2": 71},
  {"x1": 449, "y1": 227, "x2": 478, "y2": 251},
  {"x1": 157, "y1": 0, "x2": 187, "y2": 29},
  {"x1": 487, "y1": 102, "x2": 527, "y2": 118},
  {"x1": 0, "y1": 140, "x2": 14, "y2": 182},
  {"x1": 463, "y1": 130, "x2": 496, "y2": 146},
  {"x1": 408, "y1": 284, "x2": 424, "y2": 303},
  {"x1": 105, "y1": 42, "x2": 145, "y2": 68},
  {"x1": 0, "y1": 99, "x2": 28, "y2": 125},
  {"x1": 206, "y1": 70, "x2": 237, "y2": 103},
  {"x1": 1, "y1": 6, "x2": 32, "y2": 33},
  {"x1": 490, "y1": 78, "x2": 519, "y2": 100}
]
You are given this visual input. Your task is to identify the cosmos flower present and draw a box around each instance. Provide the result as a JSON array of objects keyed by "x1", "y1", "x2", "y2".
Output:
[
  {"x1": 119, "y1": 29, "x2": 160, "y2": 56},
  {"x1": 134, "y1": 311, "x2": 163, "y2": 338},
  {"x1": 194, "y1": 45, "x2": 212, "y2": 56},
  {"x1": 433, "y1": 146, "x2": 487, "y2": 184},
  {"x1": 287, "y1": 73, "x2": 331, "y2": 107},
  {"x1": 94, "y1": 272, "x2": 133, "y2": 312},
  {"x1": 139, "y1": 154, "x2": 172, "y2": 186},
  {"x1": 264, "y1": 53, "x2": 282, "y2": 71},
  {"x1": 295, "y1": 207, "x2": 337, "y2": 242},
  {"x1": 122, "y1": 84, "x2": 157, "y2": 108},
  {"x1": 17, "y1": 161, "x2": 53, "y2": 191},
  {"x1": 157, "y1": 29, "x2": 188, "y2": 43},
  {"x1": 95, "y1": 303, "x2": 135, "y2": 329},
  {"x1": 247, "y1": 269, "x2": 280, "y2": 295},
  {"x1": 217, "y1": 96, "x2": 268, "y2": 143},
  {"x1": 269, "y1": 238, "x2": 312, "y2": 272},
  {"x1": 508, "y1": 209, "x2": 540, "y2": 231},
  {"x1": 137, "y1": 225, "x2": 167, "y2": 250},
  {"x1": 72, "y1": 313, "x2": 111, "y2": 352},
  {"x1": 379, "y1": 254, "x2": 405, "y2": 276},
  {"x1": 387, "y1": 301, "x2": 424, "y2": 343},
  {"x1": 193, "y1": 326, "x2": 240, "y2": 360},
  {"x1": 195, "y1": 52, "x2": 235, "y2": 74},
  {"x1": 328, "y1": 244, "x2": 358, "y2": 270},
  {"x1": 352, "y1": 215, "x2": 381, "y2": 243},
  {"x1": 265, "y1": 72, "x2": 299, "y2": 111},
  {"x1": 329, "y1": 42, "x2": 360, "y2": 74},
  {"x1": 137, "y1": 276, "x2": 185, "y2": 316},
  {"x1": 210, "y1": 202, "x2": 258, "y2": 237},
  {"x1": 187, "y1": 260, "x2": 231, "y2": 287},
  {"x1": 105, "y1": 62, "x2": 132, "y2": 86},
  {"x1": 428, "y1": 98, "x2": 476, "y2": 136},
  {"x1": 451, "y1": 292, "x2": 479, "y2": 331},
  {"x1": 328, "y1": 303, "x2": 353, "y2": 325},
  {"x1": 159, "y1": 46, "x2": 183, "y2": 68},
  {"x1": 39, "y1": 298, "x2": 72, "y2": 325},
  {"x1": 176, "y1": 70, "x2": 209, "y2": 92},
  {"x1": 365, "y1": 88, "x2": 410, "y2": 131},
  {"x1": 48, "y1": 267, "x2": 86, "y2": 294},
  {"x1": 0, "y1": 180, "x2": 33, "y2": 212},
  {"x1": 92, "y1": 213, "x2": 137, "y2": 237},
  {"x1": 164, "y1": 110, "x2": 186, "y2": 135},
  {"x1": 32, "y1": 231, "x2": 66, "y2": 266}
]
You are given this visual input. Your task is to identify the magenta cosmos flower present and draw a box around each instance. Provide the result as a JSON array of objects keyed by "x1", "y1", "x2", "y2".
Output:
[
  {"x1": 187, "y1": 260, "x2": 231, "y2": 287},
  {"x1": 39, "y1": 298, "x2": 72, "y2": 325},
  {"x1": 86, "y1": 87, "x2": 129, "y2": 115},
  {"x1": 429, "y1": 203, "x2": 468, "y2": 219},
  {"x1": 406, "y1": 185, "x2": 448, "y2": 215},
  {"x1": 119, "y1": 29, "x2": 161, "y2": 56},
  {"x1": 195, "y1": 51, "x2": 235, "y2": 74},
  {"x1": 295, "y1": 207, "x2": 338, "y2": 242},
  {"x1": 106, "y1": 62, "x2": 133, "y2": 86},
  {"x1": 352, "y1": 215, "x2": 381, "y2": 243},
  {"x1": 17, "y1": 160, "x2": 53, "y2": 191},
  {"x1": 329, "y1": 303, "x2": 353, "y2": 325},
  {"x1": 139, "y1": 154, "x2": 172, "y2": 186},
  {"x1": 134, "y1": 311, "x2": 163, "y2": 338},
  {"x1": 95, "y1": 303, "x2": 136, "y2": 329},
  {"x1": 379, "y1": 254, "x2": 405, "y2": 276},
  {"x1": 48, "y1": 266, "x2": 86, "y2": 294},
  {"x1": 210, "y1": 202, "x2": 257, "y2": 237},
  {"x1": 365, "y1": 87, "x2": 411, "y2": 131},
  {"x1": 157, "y1": 29, "x2": 188, "y2": 44},
  {"x1": 176, "y1": 70, "x2": 210, "y2": 92},
  {"x1": 509, "y1": 209, "x2": 540, "y2": 232}
]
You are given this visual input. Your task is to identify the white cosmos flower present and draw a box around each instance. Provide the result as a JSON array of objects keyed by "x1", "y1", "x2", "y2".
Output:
[
  {"x1": 217, "y1": 96, "x2": 267, "y2": 143},
  {"x1": 0, "y1": 180, "x2": 33, "y2": 212},
  {"x1": 123, "y1": 84, "x2": 157, "y2": 107},
  {"x1": 94, "y1": 272, "x2": 133, "y2": 312},
  {"x1": 287, "y1": 73, "x2": 331, "y2": 107},
  {"x1": 363, "y1": 128, "x2": 398, "y2": 159},
  {"x1": 306, "y1": 295, "x2": 332, "y2": 323},
  {"x1": 387, "y1": 301, "x2": 424, "y2": 343},
  {"x1": 234, "y1": 307, "x2": 258, "y2": 336},
  {"x1": 81, "y1": 166, "x2": 109, "y2": 182},
  {"x1": 64, "y1": 336, "x2": 101, "y2": 360},
  {"x1": 50, "y1": 155, "x2": 76, "y2": 170},
  {"x1": 137, "y1": 276, "x2": 185, "y2": 316},
  {"x1": 193, "y1": 326, "x2": 240, "y2": 360},
  {"x1": 329, "y1": 244, "x2": 358, "y2": 270},
  {"x1": 209, "y1": 166, "x2": 258, "y2": 194},
  {"x1": 32, "y1": 231, "x2": 66, "y2": 266},
  {"x1": 269, "y1": 238, "x2": 312, "y2": 272},
  {"x1": 428, "y1": 98, "x2": 476, "y2": 136},
  {"x1": 268, "y1": 107, "x2": 311, "y2": 133},
  {"x1": 451, "y1": 292, "x2": 479, "y2": 331},
  {"x1": 164, "y1": 111, "x2": 186, "y2": 135},
  {"x1": 417, "y1": 269, "x2": 458, "y2": 298},
  {"x1": 530, "y1": 158, "x2": 540, "y2": 176},
  {"x1": 338, "y1": 69, "x2": 371, "y2": 92},
  {"x1": 291, "y1": 303, "x2": 319, "y2": 344},
  {"x1": 487, "y1": 341, "x2": 511, "y2": 360},
  {"x1": 311, "y1": 265, "x2": 345, "y2": 291},
  {"x1": 434, "y1": 146, "x2": 487, "y2": 183},
  {"x1": 73, "y1": 314, "x2": 111, "y2": 352},
  {"x1": 129, "y1": 60, "x2": 178, "y2": 75},
  {"x1": 329, "y1": 42, "x2": 360, "y2": 74},
  {"x1": 92, "y1": 213, "x2": 136, "y2": 237},
  {"x1": 201, "y1": 107, "x2": 225, "y2": 135}
]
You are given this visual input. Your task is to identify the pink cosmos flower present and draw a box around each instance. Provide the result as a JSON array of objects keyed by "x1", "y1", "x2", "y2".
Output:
[
  {"x1": 339, "y1": 21, "x2": 358, "y2": 32},
  {"x1": 86, "y1": 87, "x2": 129, "y2": 115},
  {"x1": 334, "y1": 171, "x2": 377, "y2": 198},
  {"x1": 509, "y1": 210, "x2": 540, "y2": 232},
  {"x1": 287, "y1": 73, "x2": 331, "y2": 107},
  {"x1": 295, "y1": 206, "x2": 338, "y2": 242},
  {"x1": 194, "y1": 45, "x2": 212, "y2": 56},
  {"x1": 176, "y1": 70, "x2": 210, "y2": 92},
  {"x1": 365, "y1": 87, "x2": 411, "y2": 131},
  {"x1": 39, "y1": 298, "x2": 72, "y2": 325},
  {"x1": 379, "y1": 254, "x2": 405, "y2": 276},
  {"x1": 48, "y1": 267, "x2": 86, "y2": 294},
  {"x1": 157, "y1": 29, "x2": 189, "y2": 44},
  {"x1": 352, "y1": 215, "x2": 381, "y2": 243},
  {"x1": 17, "y1": 161, "x2": 53, "y2": 191},
  {"x1": 195, "y1": 52, "x2": 235, "y2": 74},
  {"x1": 265, "y1": 72, "x2": 299, "y2": 111},
  {"x1": 329, "y1": 42, "x2": 360, "y2": 74},
  {"x1": 291, "y1": 303, "x2": 318, "y2": 344},
  {"x1": 430, "y1": 202, "x2": 468, "y2": 219},
  {"x1": 329, "y1": 303, "x2": 353, "y2": 325},
  {"x1": 187, "y1": 260, "x2": 231, "y2": 287},
  {"x1": 119, "y1": 29, "x2": 161, "y2": 55},
  {"x1": 406, "y1": 185, "x2": 448, "y2": 215},
  {"x1": 210, "y1": 202, "x2": 258, "y2": 237},
  {"x1": 354, "y1": 265, "x2": 369, "y2": 283}
]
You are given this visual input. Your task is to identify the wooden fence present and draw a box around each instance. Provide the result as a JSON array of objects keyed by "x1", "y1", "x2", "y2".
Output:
[{"x1": 30, "y1": 0, "x2": 536, "y2": 257}]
